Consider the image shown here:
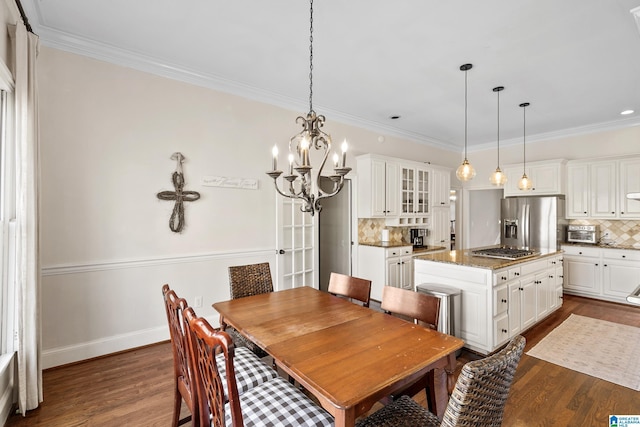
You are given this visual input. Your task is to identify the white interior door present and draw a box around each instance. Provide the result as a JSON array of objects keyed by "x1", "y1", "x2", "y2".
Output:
[{"x1": 275, "y1": 196, "x2": 316, "y2": 290}]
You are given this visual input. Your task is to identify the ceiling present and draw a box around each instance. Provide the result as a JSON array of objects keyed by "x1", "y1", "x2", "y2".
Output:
[{"x1": 19, "y1": 0, "x2": 640, "y2": 152}]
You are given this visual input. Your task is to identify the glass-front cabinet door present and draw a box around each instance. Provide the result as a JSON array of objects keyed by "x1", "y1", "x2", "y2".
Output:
[
  {"x1": 401, "y1": 167, "x2": 415, "y2": 215},
  {"x1": 401, "y1": 166, "x2": 429, "y2": 216},
  {"x1": 415, "y1": 169, "x2": 429, "y2": 215}
]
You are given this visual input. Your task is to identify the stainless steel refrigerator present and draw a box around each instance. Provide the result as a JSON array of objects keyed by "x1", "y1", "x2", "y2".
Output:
[{"x1": 501, "y1": 196, "x2": 566, "y2": 251}]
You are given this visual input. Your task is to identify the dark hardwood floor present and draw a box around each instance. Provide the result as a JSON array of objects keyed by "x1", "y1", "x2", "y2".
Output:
[{"x1": 5, "y1": 294, "x2": 639, "y2": 426}]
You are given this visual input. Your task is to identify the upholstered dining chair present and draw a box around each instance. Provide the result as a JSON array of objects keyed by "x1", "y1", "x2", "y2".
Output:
[
  {"x1": 162, "y1": 284, "x2": 278, "y2": 427},
  {"x1": 183, "y1": 308, "x2": 334, "y2": 427},
  {"x1": 355, "y1": 335, "x2": 527, "y2": 427},
  {"x1": 162, "y1": 284, "x2": 197, "y2": 427},
  {"x1": 380, "y1": 285, "x2": 441, "y2": 409},
  {"x1": 327, "y1": 272, "x2": 372, "y2": 307}
]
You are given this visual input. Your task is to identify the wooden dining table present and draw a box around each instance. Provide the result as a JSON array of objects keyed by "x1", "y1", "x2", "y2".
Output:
[{"x1": 213, "y1": 286, "x2": 464, "y2": 427}]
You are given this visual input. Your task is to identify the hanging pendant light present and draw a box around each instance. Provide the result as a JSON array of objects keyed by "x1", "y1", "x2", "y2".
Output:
[
  {"x1": 266, "y1": 0, "x2": 351, "y2": 215},
  {"x1": 489, "y1": 86, "x2": 507, "y2": 186},
  {"x1": 456, "y1": 63, "x2": 476, "y2": 182},
  {"x1": 517, "y1": 102, "x2": 533, "y2": 191}
]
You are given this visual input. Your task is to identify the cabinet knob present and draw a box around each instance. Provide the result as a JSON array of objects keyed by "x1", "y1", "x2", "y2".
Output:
[
  {"x1": 501, "y1": 276, "x2": 507, "y2": 280},
  {"x1": 549, "y1": 275, "x2": 554, "y2": 279},
  {"x1": 559, "y1": 275, "x2": 564, "y2": 278},
  {"x1": 604, "y1": 264, "x2": 607, "y2": 267},
  {"x1": 583, "y1": 211, "x2": 587, "y2": 214},
  {"x1": 622, "y1": 255, "x2": 626, "y2": 258},
  {"x1": 579, "y1": 251, "x2": 583, "y2": 254},
  {"x1": 501, "y1": 298, "x2": 507, "y2": 303},
  {"x1": 612, "y1": 212, "x2": 615, "y2": 214},
  {"x1": 595, "y1": 263, "x2": 599, "y2": 266},
  {"x1": 502, "y1": 328, "x2": 508, "y2": 334},
  {"x1": 515, "y1": 272, "x2": 520, "y2": 276},
  {"x1": 519, "y1": 287, "x2": 523, "y2": 291}
]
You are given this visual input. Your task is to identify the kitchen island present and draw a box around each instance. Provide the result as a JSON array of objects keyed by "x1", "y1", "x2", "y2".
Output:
[{"x1": 414, "y1": 248, "x2": 563, "y2": 354}]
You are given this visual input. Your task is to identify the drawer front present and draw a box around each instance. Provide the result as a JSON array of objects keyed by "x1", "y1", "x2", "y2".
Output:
[
  {"x1": 562, "y1": 245, "x2": 601, "y2": 258},
  {"x1": 386, "y1": 246, "x2": 412, "y2": 258},
  {"x1": 602, "y1": 249, "x2": 640, "y2": 261},
  {"x1": 494, "y1": 269, "x2": 510, "y2": 285},
  {"x1": 520, "y1": 259, "x2": 548, "y2": 276},
  {"x1": 493, "y1": 285, "x2": 509, "y2": 316},
  {"x1": 493, "y1": 314, "x2": 510, "y2": 347}
]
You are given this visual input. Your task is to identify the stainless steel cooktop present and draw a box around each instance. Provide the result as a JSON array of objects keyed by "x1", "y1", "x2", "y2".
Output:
[{"x1": 471, "y1": 247, "x2": 538, "y2": 260}]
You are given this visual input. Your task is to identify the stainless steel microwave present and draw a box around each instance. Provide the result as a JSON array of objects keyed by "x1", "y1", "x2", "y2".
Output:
[{"x1": 567, "y1": 225, "x2": 599, "y2": 244}]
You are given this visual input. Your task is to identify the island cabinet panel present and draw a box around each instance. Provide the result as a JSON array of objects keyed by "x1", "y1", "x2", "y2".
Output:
[{"x1": 414, "y1": 253, "x2": 563, "y2": 355}]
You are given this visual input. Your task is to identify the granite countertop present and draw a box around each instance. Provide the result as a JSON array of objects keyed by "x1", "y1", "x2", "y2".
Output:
[
  {"x1": 561, "y1": 242, "x2": 640, "y2": 251},
  {"x1": 413, "y1": 248, "x2": 563, "y2": 270},
  {"x1": 359, "y1": 241, "x2": 447, "y2": 253}
]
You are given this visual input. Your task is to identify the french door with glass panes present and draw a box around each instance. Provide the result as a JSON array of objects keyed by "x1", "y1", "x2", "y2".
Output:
[{"x1": 275, "y1": 197, "x2": 316, "y2": 290}]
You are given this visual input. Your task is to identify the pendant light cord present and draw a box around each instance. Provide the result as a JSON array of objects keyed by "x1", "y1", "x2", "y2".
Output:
[
  {"x1": 464, "y1": 68, "x2": 468, "y2": 160},
  {"x1": 308, "y1": 0, "x2": 314, "y2": 114},
  {"x1": 497, "y1": 89, "x2": 500, "y2": 166},
  {"x1": 521, "y1": 103, "x2": 528, "y2": 172}
]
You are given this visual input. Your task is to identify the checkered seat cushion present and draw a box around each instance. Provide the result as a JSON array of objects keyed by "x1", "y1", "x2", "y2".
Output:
[
  {"x1": 224, "y1": 376, "x2": 334, "y2": 427},
  {"x1": 216, "y1": 346, "x2": 277, "y2": 401}
]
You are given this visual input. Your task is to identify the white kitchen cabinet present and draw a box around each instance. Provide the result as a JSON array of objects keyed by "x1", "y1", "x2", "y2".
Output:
[
  {"x1": 386, "y1": 246, "x2": 413, "y2": 290},
  {"x1": 503, "y1": 159, "x2": 566, "y2": 197},
  {"x1": 430, "y1": 167, "x2": 450, "y2": 207},
  {"x1": 618, "y1": 158, "x2": 640, "y2": 218},
  {"x1": 414, "y1": 253, "x2": 562, "y2": 355},
  {"x1": 357, "y1": 155, "x2": 399, "y2": 218},
  {"x1": 566, "y1": 163, "x2": 589, "y2": 217},
  {"x1": 566, "y1": 156, "x2": 640, "y2": 219},
  {"x1": 429, "y1": 207, "x2": 451, "y2": 248},
  {"x1": 590, "y1": 161, "x2": 617, "y2": 218},
  {"x1": 562, "y1": 245, "x2": 640, "y2": 304},
  {"x1": 400, "y1": 166, "x2": 430, "y2": 217},
  {"x1": 357, "y1": 154, "x2": 451, "y2": 226},
  {"x1": 563, "y1": 246, "x2": 601, "y2": 297},
  {"x1": 357, "y1": 245, "x2": 413, "y2": 301},
  {"x1": 602, "y1": 249, "x2": 640, "y2": 300}
]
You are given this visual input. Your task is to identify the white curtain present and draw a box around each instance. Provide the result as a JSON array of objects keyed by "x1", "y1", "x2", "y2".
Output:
[{"x1": 11, "y1": 21, "x2": 42, "y2": 413}]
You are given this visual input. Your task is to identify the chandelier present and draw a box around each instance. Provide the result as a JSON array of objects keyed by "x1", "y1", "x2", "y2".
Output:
[{"x1": 266, "y1": 0, "x2": 350, "y2": 215}]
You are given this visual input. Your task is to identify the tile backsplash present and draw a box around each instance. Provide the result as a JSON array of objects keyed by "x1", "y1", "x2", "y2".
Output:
[
  {"x1": 358, "y1": 218, "x2": 417, "y2": 244},
  {"x1": 568, "y1": 219, "x2": 640, "y2": 247}
]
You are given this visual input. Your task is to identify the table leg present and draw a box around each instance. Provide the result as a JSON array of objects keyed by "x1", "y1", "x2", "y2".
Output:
[
  {"x1": 333, "y1": 408, "x2": 356, "y2": 427},
  {"x1": 444, "y1": 352, "x2": 457, "y2": 394}
]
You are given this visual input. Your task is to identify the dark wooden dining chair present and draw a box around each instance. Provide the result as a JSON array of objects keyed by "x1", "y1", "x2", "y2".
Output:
[
  {"x1": 381, "y1": 285, "x2": 440, "y2": 330},
  {"x1": 162, "y1": 284, "x2": 278, "y2": 427},
  {"x1": 162, "y1": 284, "x2": 197, "y2": 427},
  {"x1": 355, "y1": 335, "x2": 526, "y2": 427},
  {"x1": 183, "y1": 308, "x2": 334, "y2": 427},
  {"x1": 327, "y1": 272, "x2": 372, "y2": 307},
  {"x1": 225, "y1": 262, "x2": 274, "y2": 358},
  {"x1": 381, "y1": 285, "x2": 441, "y2": 408}
]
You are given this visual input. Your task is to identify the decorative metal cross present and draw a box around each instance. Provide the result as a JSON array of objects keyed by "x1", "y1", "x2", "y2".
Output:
[{"x1": 157, "y1": 152, "x2": 201, "y2": 233}]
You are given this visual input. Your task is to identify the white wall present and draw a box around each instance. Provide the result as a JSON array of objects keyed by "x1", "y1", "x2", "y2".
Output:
[{"x1": 38, "y1": 47, "x2": 459, "y2": 368}]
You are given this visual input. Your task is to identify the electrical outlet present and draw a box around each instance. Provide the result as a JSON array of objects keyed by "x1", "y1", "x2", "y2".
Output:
[{"x1": 194, "y1": 296, "x2": 203, "y2": 308}]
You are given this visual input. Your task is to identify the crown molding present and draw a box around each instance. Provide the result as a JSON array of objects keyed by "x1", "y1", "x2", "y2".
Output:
[{"x1": 34, "y1": 24, "x2": 640, "y2": 156}]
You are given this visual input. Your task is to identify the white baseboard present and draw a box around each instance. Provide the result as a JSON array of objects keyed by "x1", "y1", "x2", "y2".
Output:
[{"x1": 42, "y1": 315, "x2": 218, "y2": 369}]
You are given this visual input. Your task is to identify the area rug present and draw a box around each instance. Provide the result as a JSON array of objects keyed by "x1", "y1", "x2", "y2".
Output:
[{"x1": 526, "y1": 314, "x2": 640, "y2": 391}]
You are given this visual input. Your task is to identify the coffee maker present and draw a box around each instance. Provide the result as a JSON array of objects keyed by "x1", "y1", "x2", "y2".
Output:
[{"x1": 410, "y1": 228, "x2": 428, "y2": 248}]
